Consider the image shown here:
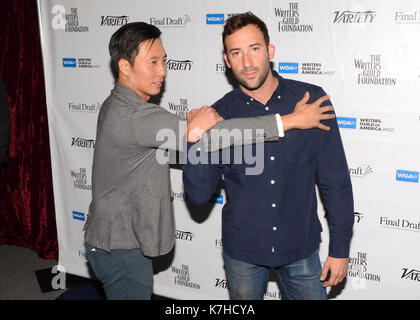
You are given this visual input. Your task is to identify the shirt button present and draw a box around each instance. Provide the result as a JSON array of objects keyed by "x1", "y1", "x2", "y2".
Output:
[
  {"x1": 250, "y1": 98, "x2": 254, "y2": 101},
  {"x1": 277, "y1": 95, "x2": 281, "y2": 99},
  {"x1": 272, "y1": 247, "x2": 275, "y2": 253},
  {"x1": 265, "y1": 107, "x2": 269, "y2": 111},
  {"x1": 246, "y1": 102, "x2": 250, "y2": 105},
  {"x1": 270, "y1": 180, "x2": 275, "y2": 184},
  {"x1": 272, "y1": 203, "x2": 276, "y2": 208},
  {"x1": 197, "y1": 147, "x2": 201, "y2": 152},
  {"x1": 273, "y1": 227, "x2": 277, "y2": 231},
  {"x1": 270, "y1": 156, "x2": 275, "y2": 160}
]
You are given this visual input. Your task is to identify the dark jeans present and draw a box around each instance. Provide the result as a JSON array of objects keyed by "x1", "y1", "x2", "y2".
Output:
[
  {"x1": 85, "y1": 243, "x2": 153, "y2": 300},
  {"x1": 223, "y1": 249, "x2": 327, "y2": 300}
]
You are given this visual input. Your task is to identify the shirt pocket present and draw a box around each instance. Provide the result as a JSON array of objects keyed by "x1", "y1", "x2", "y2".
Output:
[{"x1": 285, "y1": 130, "x2": 317, "y2": 164}]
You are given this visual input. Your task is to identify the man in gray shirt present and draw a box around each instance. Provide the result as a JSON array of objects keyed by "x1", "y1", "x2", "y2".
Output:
[{"x1": 83, "y1": 22, "x2": 335, "y2": 300}]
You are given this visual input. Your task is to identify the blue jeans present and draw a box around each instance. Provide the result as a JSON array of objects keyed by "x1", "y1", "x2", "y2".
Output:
[
  {"x1": 223, "y1": 250, "x2": 327, "y2": 300},
  {"x1": 85, "y1": 243, "x2": 153, "y2": 300}
]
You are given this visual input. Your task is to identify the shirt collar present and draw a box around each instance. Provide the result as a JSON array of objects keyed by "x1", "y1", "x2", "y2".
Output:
[{"x1": 112, "y1": 81, "x2": 147, "y2": 106}]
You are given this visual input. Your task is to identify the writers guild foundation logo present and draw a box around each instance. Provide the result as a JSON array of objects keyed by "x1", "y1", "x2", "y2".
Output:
[
  {"x1": 354, "y1": 54, "x2": 396, "y2": 86},
  {"x1": 333, "y1": 10, "x2": 376, "y2": 23},
  {"x1": 395, "y1": 10, "x2": 420, "y2": 24},
  {"x1": 68, "y1": 102, "x2": 100, "y2": 113},
  {"x1": 349, "y1": 165, "x2": 373, "y2": 178},
  {"x1": 171, "y1": 264, "x2": 200, "y2": 290},
  {"x1": 51, "y1": 6, "x2": 89, "y2": 32},
  {"x1": 71, "y1": 137, "x2": 95, "y2": 148},
  {"x1": 348, "y1": 252, "x2": 381, "y2": 290},
  {"x1": 401, "y1": 268, "x2": 420, "y2": 281},
  {"x1": 166, "y1": 59, "x2": 194, "y2": 71},
  {"x1": 380, "y1": 216, "x2": 420, "y2": 233},
  {"x1": 70, "y1": 168, "x2": 92, "y2": 191},
  {"x1": 175, "y1": 230, "x2": 194, "y2": 242},
  {"x1": 100, "y1": 15, "x2": 129, "y2": 26},
  {"x1": 150, "y1": 15, "x2": 191, "y2": 28},
  {"x1": 168, "y1": 99, "x2": 189, "y2": 119},
  {"x1": 274, "y1": 2, "x2": 314, "y2": 32}
]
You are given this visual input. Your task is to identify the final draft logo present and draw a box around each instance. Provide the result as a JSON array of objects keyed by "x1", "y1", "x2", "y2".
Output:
[
  {"x1": 51, "y1": 5, "x2": 89, "y2": 32},
  {"x1": 150, "y1": 15, "x2": 191, "y2": 28},
  {"x1": 274, "y1": 2, "x2": 313, "y2": 32}
]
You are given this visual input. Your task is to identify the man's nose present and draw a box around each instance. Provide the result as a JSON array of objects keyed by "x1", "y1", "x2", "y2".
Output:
[{"x1": 242, "y1": 52, "x2": 252, "y2": 68}]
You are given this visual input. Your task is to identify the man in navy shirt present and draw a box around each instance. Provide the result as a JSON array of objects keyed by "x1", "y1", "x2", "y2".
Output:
[{"x1": 183, "y1": 12, "x2": 354, "y2": 300}]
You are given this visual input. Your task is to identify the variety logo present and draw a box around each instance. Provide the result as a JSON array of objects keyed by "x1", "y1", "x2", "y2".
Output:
[
  {"x1": 401, "y1": 268, "x2": 420, "y2": 281},
  {"x1": 209, "y1": 194, "x2": 223, "y2": 204},
  {"x1": 395, "y1": 10, "x2": 420, "y2": 24},
  {"x1": 354, "y1": 54, "x2": 396, "y2": 86},
  {"x1": 71, "y1": 137, "x2": 95, "y2": 149},
  {"x1": 337, "y1": 117, "x2": 357, "y2": 129},
  {"x1": 206, "y1": 14, "x2": 224, "y2": 24},
  {"x1": 171, "y1": 191, "x2": 185, "y2": 201},
  {"x1": 396, "y1": 170, "x2": 419, "y2": 183},
  {"x1": 51, "y1": 6, "x2": 89, "y2": 32},
  {"x1": 354, "y1": 212, "x2": 364, "y2": 223},
  {"x1": 100, "y1": 15, "x2": 129, "y2": 26},
  {"x1": 72, "y1": 211, "x2": 85, "y2": 221},
  {"x1": 215, "y1": 278, "x2": 229, "y2": 289},
  {"x1": 274, "y1": 2, "x2": 314, "y2": 32},
  {"x1": 166, "y1": 59, "x2": 194, "y2": 71},
  {"x1": 150, "y1": 15, "x2": 191, "y2": 28},
  {"x1": 175, "y1": 230, "x2": 194, "y2": 241},
  {"x1": 278, "y1": 62, "x2": 299, "y2": 74},
  {"x1": 333, "y1": 10, "x2": 376, "y2": 23},
  {"x1": 62, "y1": 58, "x2": 76, "y2": 68},
  {"x1": 215, "y1": 239, "x2": 223, "y2": 249}
]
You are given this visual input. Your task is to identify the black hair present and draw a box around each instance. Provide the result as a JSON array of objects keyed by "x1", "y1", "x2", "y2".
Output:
[{"x1": 108, "y1": 22, "x2": 161, "y2": 79}]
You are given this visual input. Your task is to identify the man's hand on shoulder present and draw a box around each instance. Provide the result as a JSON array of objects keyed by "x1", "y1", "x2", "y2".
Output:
[
  {"x1": 282, "y1": 91, "x2": 336, "y2": 132},
  {"x1": 186, "y1": 105, "x2": 223, "y2": 142}
]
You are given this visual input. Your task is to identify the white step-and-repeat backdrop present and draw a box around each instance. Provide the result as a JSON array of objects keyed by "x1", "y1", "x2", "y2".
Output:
[{"x1": 37, "y1": 0, "x2": 420, "y2": 299}]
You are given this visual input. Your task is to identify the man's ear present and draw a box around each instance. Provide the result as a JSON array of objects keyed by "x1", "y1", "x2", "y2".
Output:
[
  {"x1": 268, "y1": 44, "x2": 275, "y2": 60},
  {"x1": 223, "y1": 53, "x2": 231, "y2": 69},
  {"x1": 118, "y1": 59, "x2": 131, "y2": 77}
]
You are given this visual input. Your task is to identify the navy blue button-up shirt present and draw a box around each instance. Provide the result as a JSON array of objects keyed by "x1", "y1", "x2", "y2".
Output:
[{"x1": 183, "y1": 72, "x2": 354, "y2": 267}]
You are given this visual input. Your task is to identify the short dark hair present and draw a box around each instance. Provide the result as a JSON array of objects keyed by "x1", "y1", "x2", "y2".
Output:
[
  {"x1": 108, "y1": 22, "x2": 161, "y2": 79},
  {"x1": 222, "y1": 12, "x2": 270, "y2": 53}
]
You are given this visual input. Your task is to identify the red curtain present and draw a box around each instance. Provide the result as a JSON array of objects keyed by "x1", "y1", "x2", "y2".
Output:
[{"x1": 0, "y1": 0, "x2": 58, "y2": 259}]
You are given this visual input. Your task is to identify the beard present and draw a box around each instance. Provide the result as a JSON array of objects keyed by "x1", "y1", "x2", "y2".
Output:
[{"x1": 233, "y1": 59, "x2": 271, "y2": 91}]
